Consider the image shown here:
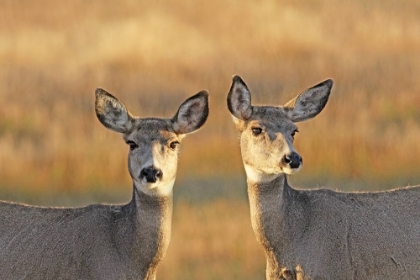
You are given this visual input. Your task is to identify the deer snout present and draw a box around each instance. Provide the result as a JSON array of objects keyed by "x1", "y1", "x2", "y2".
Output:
[
  {"x1": 140, "y1": 167, "x2": 163, "y2": 183},
  {"x1": 282, "y1": 152, "x2": 302, "y2": 169}
]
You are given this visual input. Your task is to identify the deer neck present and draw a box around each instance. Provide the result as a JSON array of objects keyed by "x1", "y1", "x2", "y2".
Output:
[
  {"x1": 116, "y1": 187, "x2": 173, "y2": 278},
  {"x1": 247, "y1": 174, "x2": 298, "y2": 277}
]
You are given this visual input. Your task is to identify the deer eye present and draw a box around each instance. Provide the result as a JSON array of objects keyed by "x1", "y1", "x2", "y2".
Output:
[
  {"x1": 291, "y1": 129, "x2": 299, "y2": 138},
  {"x1": 169, "y1": 141, "x2": 180, "y2": 150},
  {"x1": 126, "y1": 141, "x2": 138, "y2": 151},
  {"x1": 251, "y1": 127, "x2": 262, "y2": 136}
]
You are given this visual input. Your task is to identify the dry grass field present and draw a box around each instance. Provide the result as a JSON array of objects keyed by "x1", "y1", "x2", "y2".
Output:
[{"x1": 1, "y1": 0, "x2": 420, "y2": 278}]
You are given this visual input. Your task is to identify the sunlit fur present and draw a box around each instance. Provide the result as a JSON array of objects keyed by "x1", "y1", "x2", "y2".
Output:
[
  {"x1": 234, "y1": 106, "x2": 301, "y2": 183},
  {"x1": 124, "y1": 119, "x2": 182, "y2": 197},
  {"x1": 228, "y1": 76, "x2": 420, "y2": 279}
]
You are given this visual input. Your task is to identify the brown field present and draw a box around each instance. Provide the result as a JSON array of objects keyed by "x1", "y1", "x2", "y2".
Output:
[{"x1": 1, "y1": 0, "x2": 420, "y2": 278}]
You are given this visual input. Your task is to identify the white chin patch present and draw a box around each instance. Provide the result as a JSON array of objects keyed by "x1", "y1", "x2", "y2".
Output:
[
  {"x1": 244, "y1": 164, "x2": 279, "y2": 184},
  {"x1": 244, "y1": 164, "x2": 302, "y2": 183},
  {"x1": 282, "y1": 165, "x2": 301, "y2": 175},
  {"x1": 135, "y1": 179, "x2": 175, "y2": 196},
  {"x1": 145, "y1": 182, "x2": 159, "y2": 189}
]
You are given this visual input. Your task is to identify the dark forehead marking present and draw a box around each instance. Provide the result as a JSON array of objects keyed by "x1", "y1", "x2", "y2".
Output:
[
  {"x1": 124, "y1": 118, "x2": 177, "y2": 142},
  {"x1": 135, "y1": 118, "x2": 174, "y2": 132},
  {"x1": 251, "y1": 106, "x2": 288, "y2": 121},
  {"x1": 250, "y1": 106, "x2": 297, "y2": 130}
]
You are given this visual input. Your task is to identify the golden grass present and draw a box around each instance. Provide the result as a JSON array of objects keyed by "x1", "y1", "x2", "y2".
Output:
[
  {"x1": 159, "y1": 200, "x2": 265, "y2": 279},
  {"x1": 1, "y1": 0, "x2": 420, "y2": 277}
]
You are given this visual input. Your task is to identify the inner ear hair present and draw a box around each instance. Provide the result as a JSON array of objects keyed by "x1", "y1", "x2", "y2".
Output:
[{"x1": 227, "y1": 76, "x2": 252, "y2": 120}]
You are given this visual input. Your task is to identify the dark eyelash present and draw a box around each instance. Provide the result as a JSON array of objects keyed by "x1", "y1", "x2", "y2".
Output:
[
  {"x1": 251, "y1": 127, "x2": 262, "y2": 136},
  {"x1": 169, "y1": 141, "x2": 180, "y2": 150},
  {"x1": 126, "y1": 141, "x2": 138, "y2": 150}
]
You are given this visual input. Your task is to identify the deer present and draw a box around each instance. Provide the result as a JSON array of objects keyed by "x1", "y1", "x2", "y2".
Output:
[
  {"x1": 0, "y1": 88, "x2": 209, "y2": 280},
  {"x1": 227, "y1": 75, "x2": 420, "y2": 280}
]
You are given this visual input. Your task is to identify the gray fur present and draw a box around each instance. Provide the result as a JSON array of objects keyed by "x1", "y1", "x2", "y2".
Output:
[
  {"x1": 227, "y1": 75, "x2": 252, "y2": 120},
  {"x1": 228, "y1": 76, "x2": 420, "y2": 279},
  {"x1": 0, "y1": 89, "x2": 209, "y2": 280},
  {"x1": 249, "y1": 176, "x2": 420, "y2": 279},
  {"x1": 172, "y1": 90, "x2": 209, "y2": 134},
  {"x1": 0, "y1": 193, "x2": 171, "y2": 280}
]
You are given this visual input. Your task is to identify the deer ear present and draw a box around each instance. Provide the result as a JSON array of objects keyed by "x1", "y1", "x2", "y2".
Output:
[
  {"x1": 172, "y1": 90, "x2": 209, "y2": 135},
  {"x1": 95, "y1": 88, "x2": 133, "y2": 133},
  {"x1": 284, "y1": 79, "x2": 333, "y2": 122},
  {"x1": 227, "y1": 75, "x2": 252, "y2": 120}
]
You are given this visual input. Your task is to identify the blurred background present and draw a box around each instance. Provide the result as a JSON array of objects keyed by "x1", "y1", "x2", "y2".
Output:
[{"x1": 1, "y1": 0, "x2": 420, "y2": 278}]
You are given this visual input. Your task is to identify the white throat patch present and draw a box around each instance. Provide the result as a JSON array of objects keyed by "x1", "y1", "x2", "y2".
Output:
[
  {"x1": 135, "y1": 178, "x2": 175, "y2": 197},
  {"x1": 244, "y1": 164, "x2": 280, "y2": 184}
]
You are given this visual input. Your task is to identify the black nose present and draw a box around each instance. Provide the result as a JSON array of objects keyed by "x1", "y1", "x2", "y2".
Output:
[
  {"x1": 140, "y1": 167, "x2": 163, "y2": 183},
  {"x1": 282, "y1": 152, "x2": 302, "y2": 169}
]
